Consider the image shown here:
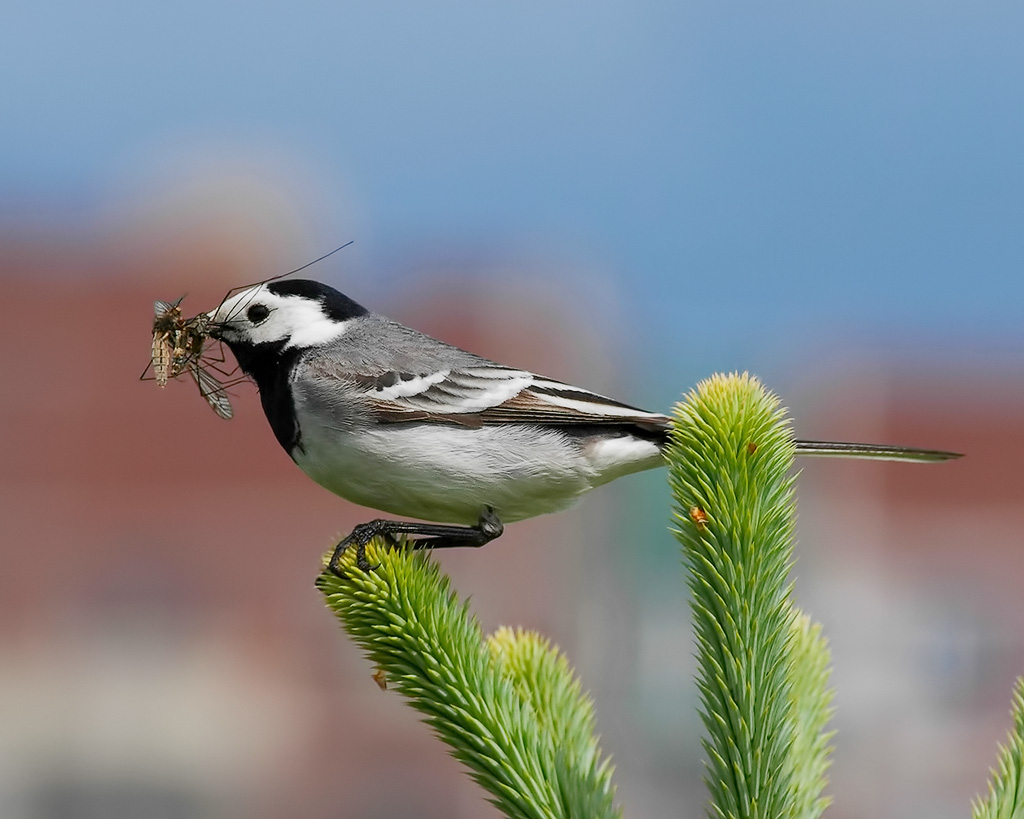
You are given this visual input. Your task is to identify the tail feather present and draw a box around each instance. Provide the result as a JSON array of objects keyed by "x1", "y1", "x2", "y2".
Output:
[{"x1": 795, "y1": 440, "x2": 962, "y2": 463}]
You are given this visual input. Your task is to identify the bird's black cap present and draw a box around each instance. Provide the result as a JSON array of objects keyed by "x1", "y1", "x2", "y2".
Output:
[{"x1": 267, "y1": 279, "x2": 369, "y2": 322}]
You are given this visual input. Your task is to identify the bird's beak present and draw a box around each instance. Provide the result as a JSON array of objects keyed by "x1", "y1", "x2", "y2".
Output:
[{"x1": 204, "y1": 309, "x2": 226, "y2": 340}]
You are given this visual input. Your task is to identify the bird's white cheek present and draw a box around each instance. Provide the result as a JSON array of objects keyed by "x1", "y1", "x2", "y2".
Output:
[
  {"x1": 220, "y1": 323, "x2": 284, "y2": 346},
  {"x1": 246, "y1": 321, "x2": 291, "y2": 345},
  {"x1": 278, "y1": 302, "x2": 350, "y2": 349},
  {"x1": 283, "y1": 320, "x2": 347, "y2": 349}
]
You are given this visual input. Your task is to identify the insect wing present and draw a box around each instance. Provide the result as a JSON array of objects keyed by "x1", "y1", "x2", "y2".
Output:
[{"x1": 189, "y1": 362, "x2": 234, "y2": 420}]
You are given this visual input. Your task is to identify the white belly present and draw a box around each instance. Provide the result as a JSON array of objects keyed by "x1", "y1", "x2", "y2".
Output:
[{"x1": 291, "y1": 410, "x2": 661, "y2": 524}]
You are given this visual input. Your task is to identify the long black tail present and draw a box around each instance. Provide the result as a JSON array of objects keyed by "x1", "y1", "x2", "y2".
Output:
[{"x1": 795, "y1": 440, "x2": 961, "y2": 462}]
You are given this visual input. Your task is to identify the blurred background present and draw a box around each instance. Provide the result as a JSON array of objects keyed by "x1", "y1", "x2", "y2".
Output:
[{"x1": 1, "y1": 1, "x2": 1022, "y2": 817}]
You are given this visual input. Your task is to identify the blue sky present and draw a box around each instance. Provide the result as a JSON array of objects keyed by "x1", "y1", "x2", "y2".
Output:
[{"x1": 4, "y1": 0, "x2": 1023, "y2": 384}]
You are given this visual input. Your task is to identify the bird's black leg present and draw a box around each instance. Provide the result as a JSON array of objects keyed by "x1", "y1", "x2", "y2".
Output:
[{"x1": 328, "y1": 507, "x2": 504, "y2": 576}]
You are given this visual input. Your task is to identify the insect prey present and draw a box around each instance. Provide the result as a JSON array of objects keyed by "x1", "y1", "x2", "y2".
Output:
[{"x1": 150, "y1": 299, "x2": 235, "y2": 419}]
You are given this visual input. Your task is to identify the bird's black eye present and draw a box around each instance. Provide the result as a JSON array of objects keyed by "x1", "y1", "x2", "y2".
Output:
[{"x1": 246, "y1": 304, "x2": 271, "y2": 325}]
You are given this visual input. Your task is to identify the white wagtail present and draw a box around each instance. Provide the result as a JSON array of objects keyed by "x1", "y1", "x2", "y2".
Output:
[{"x1": 205, "y1": 279, "x2": 960, "y2": 573}]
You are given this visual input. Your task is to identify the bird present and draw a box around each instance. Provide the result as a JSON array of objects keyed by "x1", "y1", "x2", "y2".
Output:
[{"x1": 205, "y1": 279, "x2": 960, "y2": 573}]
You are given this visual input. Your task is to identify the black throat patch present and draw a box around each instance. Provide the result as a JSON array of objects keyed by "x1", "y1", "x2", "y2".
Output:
[{"x1": 228, "y1": 340, "x2": 305, "y2": 456}]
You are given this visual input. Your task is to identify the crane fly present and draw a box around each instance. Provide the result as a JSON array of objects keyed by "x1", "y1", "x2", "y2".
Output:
[{"x1": 149, "y1": 299, "x2": 234, "y2": 419}]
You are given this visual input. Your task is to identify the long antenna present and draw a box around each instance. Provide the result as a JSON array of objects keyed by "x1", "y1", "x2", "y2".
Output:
[
  {"x1": 215, "y1": 240, "x2": 356, "y2": 320},
  {"x1": 277, "y1": 240, "x2": 354, "y2": 279}
]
